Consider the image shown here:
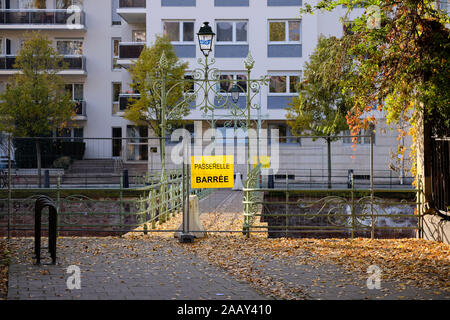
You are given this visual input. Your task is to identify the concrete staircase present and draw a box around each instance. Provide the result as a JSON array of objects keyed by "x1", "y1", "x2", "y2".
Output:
[{"x1": 62, "y1": 159, "x2": 120, "y2": 186}]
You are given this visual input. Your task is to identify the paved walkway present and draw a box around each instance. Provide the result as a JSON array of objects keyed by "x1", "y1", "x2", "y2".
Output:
[
  {"x1": 7, "y1": 238, "x2": 266, "y2": 300},
  {"x1": 6, "y1": 190, "x2": 449, "y2": 300}
]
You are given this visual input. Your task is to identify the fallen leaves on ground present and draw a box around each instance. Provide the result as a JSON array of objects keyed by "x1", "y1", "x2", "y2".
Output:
[
  {"x1": 0, "y1": 239, "x2": 10, "y2": 300},
  {"x1": 125, "y1": 210, "x2": 450, "y2": 300}
]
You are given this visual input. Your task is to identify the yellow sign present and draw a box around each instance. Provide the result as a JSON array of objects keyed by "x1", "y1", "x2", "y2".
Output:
[
  {"x1": 252, "y1": 156, "x2": 271, "y2": 169},
  {"x1": 191, "y1": 155, "x2": 234, "y2": 189}
]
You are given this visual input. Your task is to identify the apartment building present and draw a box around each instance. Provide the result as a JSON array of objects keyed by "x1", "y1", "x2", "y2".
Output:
[{"x1": 0, "y1": 0, "x2": 412, "y2": 181}]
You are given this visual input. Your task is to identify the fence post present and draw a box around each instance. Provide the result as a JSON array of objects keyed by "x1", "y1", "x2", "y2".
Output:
[
  {"x1": 370, "y1": 134, "x2": 375, "y2": 239},
  {"x1": 286, "y1": 172, "x2": 289, "y2": 238},
  {"x1": 44, "y1": 170, "x2": 50, "y2": 188},
  {"x1": 182, "y1": 164, "x2": 185, "y2": 234},
  {"x1": 351, "y1": 174, "x2": 355, "y2": 239},
  {"x1": 7, "y1": 133, "x2": 11, "y2": 240},
  {"x1": 417, "y1": 176, "x2": 423, "y2": 239},
  {"x1": 123, "y1": 169, "x2": 129, "y2": 189},
  {"x1": 56, "y1": 176, "x2": 61, "y2": 212},
  {"x1": 119, "y1": 175, "x2": 123, "y2": 229}
]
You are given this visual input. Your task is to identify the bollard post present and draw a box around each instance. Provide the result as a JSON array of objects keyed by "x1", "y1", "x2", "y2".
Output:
[
  {"x1": 268, "y1": 172, "x2": 274, "y2": 189},
  {"x1": 44, "y1": 170, "x2": 50, "y2": 188},
  {"x1": 123, "y1": 169, "x2": 129, "y2": 189}
]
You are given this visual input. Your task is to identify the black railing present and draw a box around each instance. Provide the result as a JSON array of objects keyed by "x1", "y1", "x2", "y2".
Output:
[
  {"x1": 431, "y1": 134, "x2": 450, "y2": 213},
  {"x1": 0, "y1": 9, "x2": 85, "y2": 26},
  {"x1": 0, "y1": 55, "x2": 86, "y2": 71},
  {"x1": 0, "y1": 56, "x2": 16, "y2": 69},
  {"x1": 119, "y1": 43, "x2": 145, "y2": 59},
  {"x1": 119, "y1": 94, "x2": 140, "y2": 111},
  {"x1": 119, "y1": 0, "x2": 146, "y2": 8},
  {"x1": 60, "y1": 55, "x2": 86, "y2": 70}
]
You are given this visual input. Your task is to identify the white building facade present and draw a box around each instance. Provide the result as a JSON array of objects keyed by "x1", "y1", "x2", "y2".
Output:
[{"x1": 0, "y1": 0, "x2": 412, "y2": 183}]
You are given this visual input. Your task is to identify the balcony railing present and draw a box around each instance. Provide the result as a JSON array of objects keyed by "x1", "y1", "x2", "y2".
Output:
[
  {"x1": 0, "y1": 55, "x2": 86, "y2": 71},
  {"x1": 119, "y1": 0, "x2": 146, "y2": 8},
  {"x1": 0, "y1": 9, "x2": 86, "y2": 27},
  {"x1": 119, "y1": 42, "x2": 145, "y2": 59},
  {"x1": 119, "y1": 94, "x2": 140, "y2": 111},
  {"x1": 60, "y1": 55, "x2": 86, "y2": 70},
  {"x1": 74, "y1": 100, "x2": 86, "y2": 117}
]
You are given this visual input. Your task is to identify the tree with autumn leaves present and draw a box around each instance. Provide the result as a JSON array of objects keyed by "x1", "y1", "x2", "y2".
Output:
[
  {"x1": 0, "y1": 32, "x2": 74, "y2": 187},
  {"x1": 287, "y1": 35, "x2": 355, "y2": 189},
  {"x1": 124, "y1": 35, "x2": 189, "y2": 164},
  {"x1": 297, "y1": 0, "x2": 449, "y2": 184}
]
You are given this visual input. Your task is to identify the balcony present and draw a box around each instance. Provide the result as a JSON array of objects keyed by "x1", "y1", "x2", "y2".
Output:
[
  {"x1": 0, "y1": 55, "x2": 87, "y2": 75},
  {"x1": 119, "y1": 93, "x2": 140, "y2": 112},
  {"x1": 0, "y1": 9, "x2": 86, "y2": 30},
  {"x1": 73, "y1": 100, "x2": 87, "y2": 120},
  {"x1": 117, "y1": 0, "x2": 146, "y2": 24},
  {"x1": 117, "y1": 42, "x2": 145, "y2": 68}
]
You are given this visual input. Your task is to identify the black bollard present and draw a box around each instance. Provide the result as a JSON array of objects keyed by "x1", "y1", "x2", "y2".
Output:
[
  {"x1": 123, "y1": 169, "x2": 129, "y2": 188},
  {"x1": 268, "y1": 174, "x2": 274, "y2": 189},
  {"x1": 44, "y1": 170, "x2": 50, "y2": 188}
]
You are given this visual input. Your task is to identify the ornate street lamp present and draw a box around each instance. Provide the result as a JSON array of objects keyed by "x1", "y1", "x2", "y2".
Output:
[
  {"x1": 230, "y1": 84, "x2": 240, "y2": 103},
  {"x1": 197, "y1": 22, "x2": 215, "y2": 57}
]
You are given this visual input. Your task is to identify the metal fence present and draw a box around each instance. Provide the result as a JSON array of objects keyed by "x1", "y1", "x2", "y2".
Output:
[
  {"x1": 430, "y1": 134, "x2": 449, "y2": 213},
  {"x1": 0, "y1": 170, "x2": 212, "y2": 237},
  {"x1": 0, "y1": 134, "x2": 422, "y2": 239},
  {"x1": 0, "y1": 135, "x2": 414, "y2": 189}
]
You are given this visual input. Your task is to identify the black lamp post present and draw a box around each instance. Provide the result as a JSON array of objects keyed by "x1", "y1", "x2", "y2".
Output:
[{"x1": 197, "y1": 22, "x2": 215, "y2": 57}]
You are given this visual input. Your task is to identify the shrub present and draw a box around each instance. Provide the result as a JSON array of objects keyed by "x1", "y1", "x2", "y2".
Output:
[{"x1": 52, "y1": 156, "x2": 71, "y2": 170}]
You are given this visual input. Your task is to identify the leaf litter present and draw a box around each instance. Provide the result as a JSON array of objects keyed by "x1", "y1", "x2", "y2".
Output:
[{"x1": 126, "y1": 209, "x2": 450, "y2": 300}]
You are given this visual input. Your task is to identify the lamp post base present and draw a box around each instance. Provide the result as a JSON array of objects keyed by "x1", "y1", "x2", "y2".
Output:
[{"x1": 179, "y1": 233, "x2": 195, "y2": 243}]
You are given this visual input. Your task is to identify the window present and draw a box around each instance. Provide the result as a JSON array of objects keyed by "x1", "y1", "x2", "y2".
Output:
[
  {"x1": 74, "y1": 128, "x2": 84, "y2": 141},
  {"x1": 268, "y1": 123, "x2": 300, "y2": 144},
  {"x1": 112, "y1": 38, "x2": 121, "y2": 70},
  {"x1": 112, "y1": 127, "x2": 122, "y2": 157},
  {"x1": 343, "y1": 124, "x2": 376, "y2": 144},
  {"x1": 19, "y1": 0, "x2": 34, "y2": 9},
  {"x1": 269, "y1": 74, "x2": 300, "y2": 94},
  {"x1": 438, "y1": 0, "x2": 450, "y2": 13},
  {"x1": 65, "y1": 83, "x2": 84, "y2": 115},
  {"x1": 126, "y1": 125, "x2": 148, "y2": 161},
  {"x1": 269, "y1": 20, "x2": 301, "y2": 43},
  {"x1": 218, "y1": 74, "x2": 247, "y2": 93},
  {"x1": 64, "y1": 83, "x2": 84, "y2": 101},
  {"x1": 56, "y1": 127, "x2": 84, "y2": 141},
  {"x1": 56, "y1": 39, "x2": 83, "y2": 55},
  {"x1": 163, "y1": 21, "x2": 195, "y2": 43},
  {"x1": 112, "y1": 0, "x2": 122, "y2": 25},
  {"x1": 112, "y1": 82, "x2": 122, "y2": 114},
  {"x1": 216, "y1": 21, "x2": 248, "y2": 43},
  {"x1": 56, "y1": 0, "x2": 83, "y2": 9},
  {"x1": 132, "y1": 31, "x2": 146, "y2": 42}
]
